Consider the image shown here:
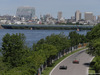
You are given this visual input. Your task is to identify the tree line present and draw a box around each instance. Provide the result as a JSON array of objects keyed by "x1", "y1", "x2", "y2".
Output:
[
  {"x1": 0, "y1": 31, "x2": 87, "y2": 75},
  {"x1": 86, "y1": 24, "x2": 100, "y2": 73}
]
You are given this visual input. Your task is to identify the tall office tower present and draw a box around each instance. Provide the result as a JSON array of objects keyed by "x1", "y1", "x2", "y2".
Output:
[
  {"x1": 84, "y1": 12, "x2": 94, "y2": 21},
  {"x1": 75, "y1": 10, "x2": 81, "y2": 22},
  {"x1": 16, "y1": 6, "x2": 35, "y2": 20},
  {"x1": 57, "y1": 11, "x2": 62, "y2": 21},
  {"x1": 97, "y1": 15, "x2": 100, "y2": 23},
  {"x1": 93, "y1": 16, "x2": 96, "y2": 22}
]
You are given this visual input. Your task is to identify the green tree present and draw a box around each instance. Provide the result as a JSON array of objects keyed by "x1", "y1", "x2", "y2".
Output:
[
  {"x1": 86, "y1": 24, "x2": 100, "y2": 41},
  {"x1": 45, "y1": 33, "x2": 70, "y2": 51},
  {"x1": 33, "y1": 33, "x2": 70, "y2": 67},
  {"x1": 1, "y1": 33, "x2": 28, "y2": 68},
  {"x1": 79, "y1": 34, "x2": 87, "y2": 43},
  {"x1": 93, "y1": 56, "x2": 100, "y2": 73},
  {"x1": 88, "y1": 38, "x2": 100, "y2": 56},
  {"x1": 2, "y1": 66, "x2": 35, "y2": 75},
  {"x1": 69, "y1": 31, "x2": 80, "y2": 46},
  {"x1": 86, "y1": 24, "x2": 100, "y2": 73},
  {"x1": 25, "y1": 51, "x2": 44, "y2": 74},
  {"x1": 33, "y1": 43, "x2": 58, "y2": 60}
]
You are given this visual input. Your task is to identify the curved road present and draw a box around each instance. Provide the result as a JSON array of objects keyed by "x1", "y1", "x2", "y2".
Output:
[{"x1": 50, "y1": 49, "x2": 93, "y2": 75}]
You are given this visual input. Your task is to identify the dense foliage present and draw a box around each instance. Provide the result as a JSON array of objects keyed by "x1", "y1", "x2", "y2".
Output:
[
  {"x1": 1, "y1": 33, "x2": 27, "y2": 67},
  {"x1": 86, "y1": 24, "x2": 100, "y2": 73},
  {"x1": 69, "y1": 31, "x2": 87, "y2": 46},
  {"x1": 0, "y1": 31, "x2": 87, "y2": 75},
  {"x1": 0, "y1": 33, "x2": 33, "y2": 74}
]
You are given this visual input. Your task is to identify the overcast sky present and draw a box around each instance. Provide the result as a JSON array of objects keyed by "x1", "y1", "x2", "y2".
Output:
[{"x1": 0, "y1": 0, "x2": 100, "y2": 19}]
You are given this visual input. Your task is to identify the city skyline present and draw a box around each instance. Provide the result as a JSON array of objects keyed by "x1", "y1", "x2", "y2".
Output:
[{"x1": 0, "y1": 0, "x2": 100, "y2": 19}]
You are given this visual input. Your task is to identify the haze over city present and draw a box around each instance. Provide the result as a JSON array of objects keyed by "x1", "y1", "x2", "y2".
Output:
[
  {"x1": 0, "y1": 0, "x2": 100, "y2": 75},
  {"x1": 0, "y1": 0, "x2": 100, "y2": 19}
]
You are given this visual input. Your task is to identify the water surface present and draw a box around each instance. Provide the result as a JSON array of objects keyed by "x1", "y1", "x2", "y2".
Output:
[{"x1": 0, "y1": 29, "x2": 90, "y2": 47}]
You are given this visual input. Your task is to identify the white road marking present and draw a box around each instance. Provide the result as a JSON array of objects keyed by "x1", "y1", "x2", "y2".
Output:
[
  {"x1": 49, "y1": 48, "x2": 87, "y2": 75},
  {"x1": 87, "y1": 56, "x2": 95, "y2": 75}
]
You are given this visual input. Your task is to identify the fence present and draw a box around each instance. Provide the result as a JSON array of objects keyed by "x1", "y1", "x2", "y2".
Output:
[{"x1": 36, "y1": 43, "x2": 87, "y2": 75}]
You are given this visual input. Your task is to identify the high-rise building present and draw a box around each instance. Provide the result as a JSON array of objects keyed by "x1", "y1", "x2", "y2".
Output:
[
  {"x1": 16, "y1": 6, "x2": 35, "y2": 20},
  {"x1": 57, "y1": 11, "x2": 62, "y2": 21},
  {"x1": 97, "y1": 15, "x2": 100, "y2": 23},
  {"x1": 93, "y1": 16, "x2": 96, "y2": 22},
  {"x1": 75, "y1": 10, "x2": 81, "y2": 22},
  {"x1": 84, "y1": 12, "x2": 94, "y2": 21}
]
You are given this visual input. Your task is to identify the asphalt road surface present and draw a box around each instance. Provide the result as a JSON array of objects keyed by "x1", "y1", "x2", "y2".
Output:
[{"x1": 50, "y1": 49, "x2": 93, "y2": 75}]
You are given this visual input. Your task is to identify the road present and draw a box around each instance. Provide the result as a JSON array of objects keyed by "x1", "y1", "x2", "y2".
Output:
[{"x1": 50, "y1": 49, "x2": 93, "y2": 75}]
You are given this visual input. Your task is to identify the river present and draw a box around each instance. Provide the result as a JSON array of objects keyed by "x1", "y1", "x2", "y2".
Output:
[{"x1": 0, "y1": 29, "x2": 90, "y2": 47}]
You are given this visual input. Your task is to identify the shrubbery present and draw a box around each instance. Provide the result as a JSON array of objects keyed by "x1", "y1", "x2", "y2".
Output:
[
  {"x1": 87, "y1": 24, "x2": 100, "y2": 73},
  {"x1": 0, "y1": 31, "x2": 87, "y2": 75}
]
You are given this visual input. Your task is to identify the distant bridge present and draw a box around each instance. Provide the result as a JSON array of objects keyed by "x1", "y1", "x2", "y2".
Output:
[{"x1": 1, "y1": 24, "x2": 95, "y2": 30}]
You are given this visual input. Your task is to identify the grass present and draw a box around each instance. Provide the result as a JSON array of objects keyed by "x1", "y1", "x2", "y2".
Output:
[
  {"x1": 89, "y1": 67, "x2": 95, "y2": 74},
  {"x1": 41, "y1": 47, "x2": 87, "y2": 75},
  {"x1": 89, "y1": 57, "x2": 96, "y2": 74}
]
